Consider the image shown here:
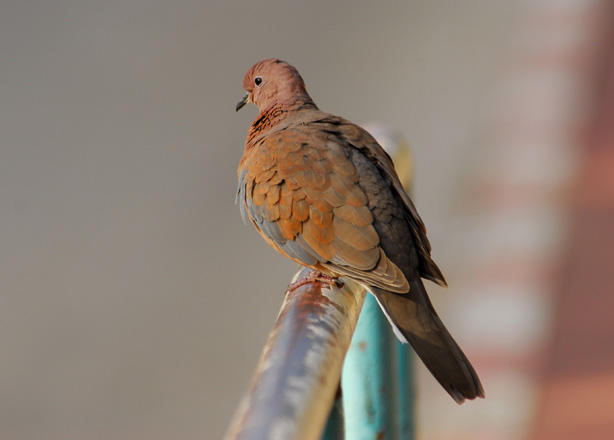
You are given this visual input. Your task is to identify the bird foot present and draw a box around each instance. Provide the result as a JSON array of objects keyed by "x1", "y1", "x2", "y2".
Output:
[{"x1": 288, "y1": 271, "x2": 344, "y2": 292}]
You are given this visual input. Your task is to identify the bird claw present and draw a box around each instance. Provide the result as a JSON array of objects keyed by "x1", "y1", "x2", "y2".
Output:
[{"x1": 288, "y1": 271, "x2": 344, "y2": 292}]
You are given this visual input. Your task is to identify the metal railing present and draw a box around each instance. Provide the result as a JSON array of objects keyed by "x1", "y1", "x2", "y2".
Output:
[{"x1": 225, "y1": 268, "x2": 367, "y2": 440}]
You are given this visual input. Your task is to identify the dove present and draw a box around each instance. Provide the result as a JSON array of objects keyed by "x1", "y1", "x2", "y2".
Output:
[{"x1": 235, "y1": 58, "x2": 484, "y2": 403}]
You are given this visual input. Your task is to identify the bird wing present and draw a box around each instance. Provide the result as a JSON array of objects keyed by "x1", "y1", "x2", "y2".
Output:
[
  {"x1": 238, "y1": 123, "x2": 409, "y2": 293},
  {"x1": 312, "y1": 115, "x2": 447, "y2": 287}
]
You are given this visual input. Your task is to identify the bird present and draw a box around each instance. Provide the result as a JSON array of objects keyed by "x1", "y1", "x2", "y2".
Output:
[{"x1": 235, "y1": 58, "x2": 484, "y2": 403}]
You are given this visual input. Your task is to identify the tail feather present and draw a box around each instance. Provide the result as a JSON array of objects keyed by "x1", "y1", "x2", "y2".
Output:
[{"x1": 372, "y1": 280, "x2": 484, "y2": 403}]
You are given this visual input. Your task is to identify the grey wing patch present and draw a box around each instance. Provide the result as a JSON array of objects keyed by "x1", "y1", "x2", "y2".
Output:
[
  {"x1": 280, "y1": 236, "x2": 319, "y2": 266},
  {"x1": 244, "y1": 190, "x2": 266, "y2": 226},
  {"x1": 242, "y1": 177, "x2": 319, "y2": 267},
  {"x1": 259, "y1": 216, "x2": 286, "y2": 245},
  {"x1": 236, "y1": 170, "x2": 249, "y2": 225}
]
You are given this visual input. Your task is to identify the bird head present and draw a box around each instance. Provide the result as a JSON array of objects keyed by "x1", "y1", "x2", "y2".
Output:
[{"x1": 236, "y1": 58, "x2": 314, "y2": 112}]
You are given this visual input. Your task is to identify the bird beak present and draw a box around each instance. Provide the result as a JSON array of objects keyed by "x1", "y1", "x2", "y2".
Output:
[{"x1": 235, "y1": 93, "x2": 249, "y2": 112}]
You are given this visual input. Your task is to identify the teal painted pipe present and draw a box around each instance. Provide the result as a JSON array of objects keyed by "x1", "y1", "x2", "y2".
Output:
[
  {"x1": 396, "y1": 342, "x2": 414, "y2": 440},
  {"x1": 341, "y1": 293, "x2": 400, "y2": 439},
  {"x1": 321, "y1": 393, "x2": 344, "y2": 440}
]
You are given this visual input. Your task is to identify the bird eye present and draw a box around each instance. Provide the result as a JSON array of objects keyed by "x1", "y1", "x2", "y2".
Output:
[{"x1": 254, "y1": 76, "x2": 263, "y2": 86}]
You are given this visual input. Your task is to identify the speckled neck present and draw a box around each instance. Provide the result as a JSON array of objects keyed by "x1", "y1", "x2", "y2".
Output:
[{"x1": 246, "y1": 100, "x2": 317, "y2": 148}]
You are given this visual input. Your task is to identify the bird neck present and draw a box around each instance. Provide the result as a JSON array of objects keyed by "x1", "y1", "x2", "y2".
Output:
[{"x1": 246, "y1": 98, "x2": 317, "y2": 147}]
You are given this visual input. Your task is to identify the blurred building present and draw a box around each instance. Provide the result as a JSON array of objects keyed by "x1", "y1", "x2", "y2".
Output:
[{"x1": 421, "y1": 1, "x2": 614, "y2": 439}]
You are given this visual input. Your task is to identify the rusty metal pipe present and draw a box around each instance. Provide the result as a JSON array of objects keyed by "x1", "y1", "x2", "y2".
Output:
[{"x1": 224, "y1": 267, "x2": 367, "y2": 440}]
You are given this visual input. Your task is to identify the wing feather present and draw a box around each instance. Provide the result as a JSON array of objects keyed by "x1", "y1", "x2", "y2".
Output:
[{"x1": 238, "y1": 125, "x2": 410, "y2": 292}]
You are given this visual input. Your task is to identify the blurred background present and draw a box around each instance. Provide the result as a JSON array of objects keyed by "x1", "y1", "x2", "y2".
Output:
[{"x1": 2, "y1": 0, "x2": 613, "y2": 439}]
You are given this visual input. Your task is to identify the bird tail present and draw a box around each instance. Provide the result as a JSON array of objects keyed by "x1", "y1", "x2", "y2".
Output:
[{"x1": 371, "y1": 280, "x2": 484, "y2": 403}]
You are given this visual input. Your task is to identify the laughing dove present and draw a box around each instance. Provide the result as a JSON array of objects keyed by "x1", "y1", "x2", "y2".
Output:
[{"x1": 235, "y1": 58, "x2": 484, "y2": 403}]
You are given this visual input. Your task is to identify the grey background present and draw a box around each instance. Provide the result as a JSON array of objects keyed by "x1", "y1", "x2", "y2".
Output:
[{"x1": 0, "y1": 1, "x2": 517, "y2": 438}]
